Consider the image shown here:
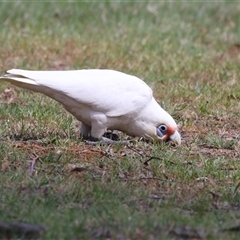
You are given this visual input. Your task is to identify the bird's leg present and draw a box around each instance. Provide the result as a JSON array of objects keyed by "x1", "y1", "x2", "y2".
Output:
[
  {"x1": 80, "y1": 119, "x2": 105, "y2": 144},
  {"x1": 84, "y1": 121, "x2": 118, "y2": 144},
  {"x1": 82, "y1": 119, "x2": 124, "y2": 144},
  {"x1": 80, "y1": 123, "x2": 91, "y2": 140},
  {"x1": 79, "y1": 122, "x2": 108, "y2": 144}
]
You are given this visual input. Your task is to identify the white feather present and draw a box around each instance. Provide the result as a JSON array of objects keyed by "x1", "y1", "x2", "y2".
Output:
[{"x1": 0, "y1": 69, "x2": 181, "y2": 144}]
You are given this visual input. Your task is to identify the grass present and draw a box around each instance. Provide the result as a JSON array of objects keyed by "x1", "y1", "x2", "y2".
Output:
[{"x1": 1, "y1": 0, "x2": 240, "y2": 239}]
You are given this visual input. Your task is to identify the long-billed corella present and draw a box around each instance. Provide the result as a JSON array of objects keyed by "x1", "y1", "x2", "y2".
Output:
[{"x1": 0, "y1": 69, "x2": 181, "y2": 145}]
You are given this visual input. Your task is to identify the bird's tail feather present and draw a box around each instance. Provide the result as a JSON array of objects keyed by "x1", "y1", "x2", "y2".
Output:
[
  {"x1": 1, "y1": 76, "x2": 37, "y2": 85},
  {"x1": 0, "y1": 69, "x2": 37, "y2": 89}
]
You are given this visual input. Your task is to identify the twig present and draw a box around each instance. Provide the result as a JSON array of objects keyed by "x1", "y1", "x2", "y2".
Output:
[
  {"x1": 143, "y1": 156, "x2": 164, "y2": 166},
  {"x1": 126, "y1": 144, "x2": 145, "y2": 158},
  {"x1": 104, "y1": 142, "x2": 114, "y2": 157}
]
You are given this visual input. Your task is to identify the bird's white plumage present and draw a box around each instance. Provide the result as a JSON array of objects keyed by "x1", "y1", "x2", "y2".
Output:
[
  {"x1": 0, "y1": 69, "x2": 181, "y2": 144},
  {"x1": 6, "y1": 69, "x2": 152, "y2": 117}
]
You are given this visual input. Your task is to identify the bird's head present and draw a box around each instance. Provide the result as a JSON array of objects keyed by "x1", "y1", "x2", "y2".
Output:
[
  {"x1": 155, "y1": 123, "x2": 181, "y2": 145},
  {"x1": 141, "y1": 99, "x2": 181, "y2": 145},
  {"x1": 141, "y1": 116, "x2": 181, "y2": 145}
]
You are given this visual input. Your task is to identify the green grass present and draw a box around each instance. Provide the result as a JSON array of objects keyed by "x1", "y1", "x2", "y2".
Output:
[{"x1": 1, "y1": 1, "x2": 240, "y2": 239}]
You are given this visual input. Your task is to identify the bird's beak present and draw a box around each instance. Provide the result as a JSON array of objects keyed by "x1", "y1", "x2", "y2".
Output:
[{"x1": 169, "y1": 130, "x2": 181, "y2": 145}]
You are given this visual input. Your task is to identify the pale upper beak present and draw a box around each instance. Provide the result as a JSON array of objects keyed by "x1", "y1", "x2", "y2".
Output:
[{"x1": 169, "y1": 130, "x2": 181, "y2": 145}]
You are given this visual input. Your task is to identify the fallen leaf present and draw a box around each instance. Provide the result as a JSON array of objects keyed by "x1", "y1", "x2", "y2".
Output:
[{"x1": 0, "y1": 86, "x2": 19, "y2": 104}]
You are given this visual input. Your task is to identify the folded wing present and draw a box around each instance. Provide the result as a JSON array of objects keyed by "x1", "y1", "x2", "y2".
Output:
[{"x1": 4, "y1": 69, "x2": 153, "y2": 117}]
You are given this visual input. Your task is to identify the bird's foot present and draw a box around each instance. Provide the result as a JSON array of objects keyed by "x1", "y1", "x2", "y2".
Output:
[
  {"x1": 82, "y1": 131, "x2": 132, "y2": 145},
  {"x1": 103, "y1": 131, "x2": 119, "y2": 141},
  {"x1": 83, "y1": 131, "x2": 120, "y2": 145},
  {"x1": 84, "y1": 136, "x2": 120, "y2": 145}
]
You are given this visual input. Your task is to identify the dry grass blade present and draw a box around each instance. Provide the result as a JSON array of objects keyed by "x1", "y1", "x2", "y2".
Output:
[{"x1": 27, "y1": 154, "x2": 39, "y2": 175}]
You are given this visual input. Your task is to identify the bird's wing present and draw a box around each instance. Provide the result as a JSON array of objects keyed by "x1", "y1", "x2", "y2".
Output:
[{"x1": 4, "y1": 69, "x2": 153, "y2": 117}]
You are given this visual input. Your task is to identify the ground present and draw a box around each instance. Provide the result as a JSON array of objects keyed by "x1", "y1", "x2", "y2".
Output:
[{"x1": 0, "y1": 1, "x2": 240, "y2": 239}]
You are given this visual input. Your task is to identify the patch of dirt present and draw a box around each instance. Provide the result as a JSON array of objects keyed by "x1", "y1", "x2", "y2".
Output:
[
  {"x1": 198, "y1": 146, "x2": 240, "y2": 159},
  {"x1": 180, "y1": 114, "x2": 240, "y2": 159},
  {"x1": 216, "y1": 43, "x2": 240, "y2": 64}
]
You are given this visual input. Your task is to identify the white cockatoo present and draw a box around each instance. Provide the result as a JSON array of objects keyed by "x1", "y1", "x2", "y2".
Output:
[{"x1": 0, "y1": 69, "x2": 181, "y2": 144}]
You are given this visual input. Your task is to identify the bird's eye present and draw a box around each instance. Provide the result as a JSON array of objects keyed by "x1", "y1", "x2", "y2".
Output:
[{"x1": 156, "y1": 124, "x2": 168, "y2": 137}]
